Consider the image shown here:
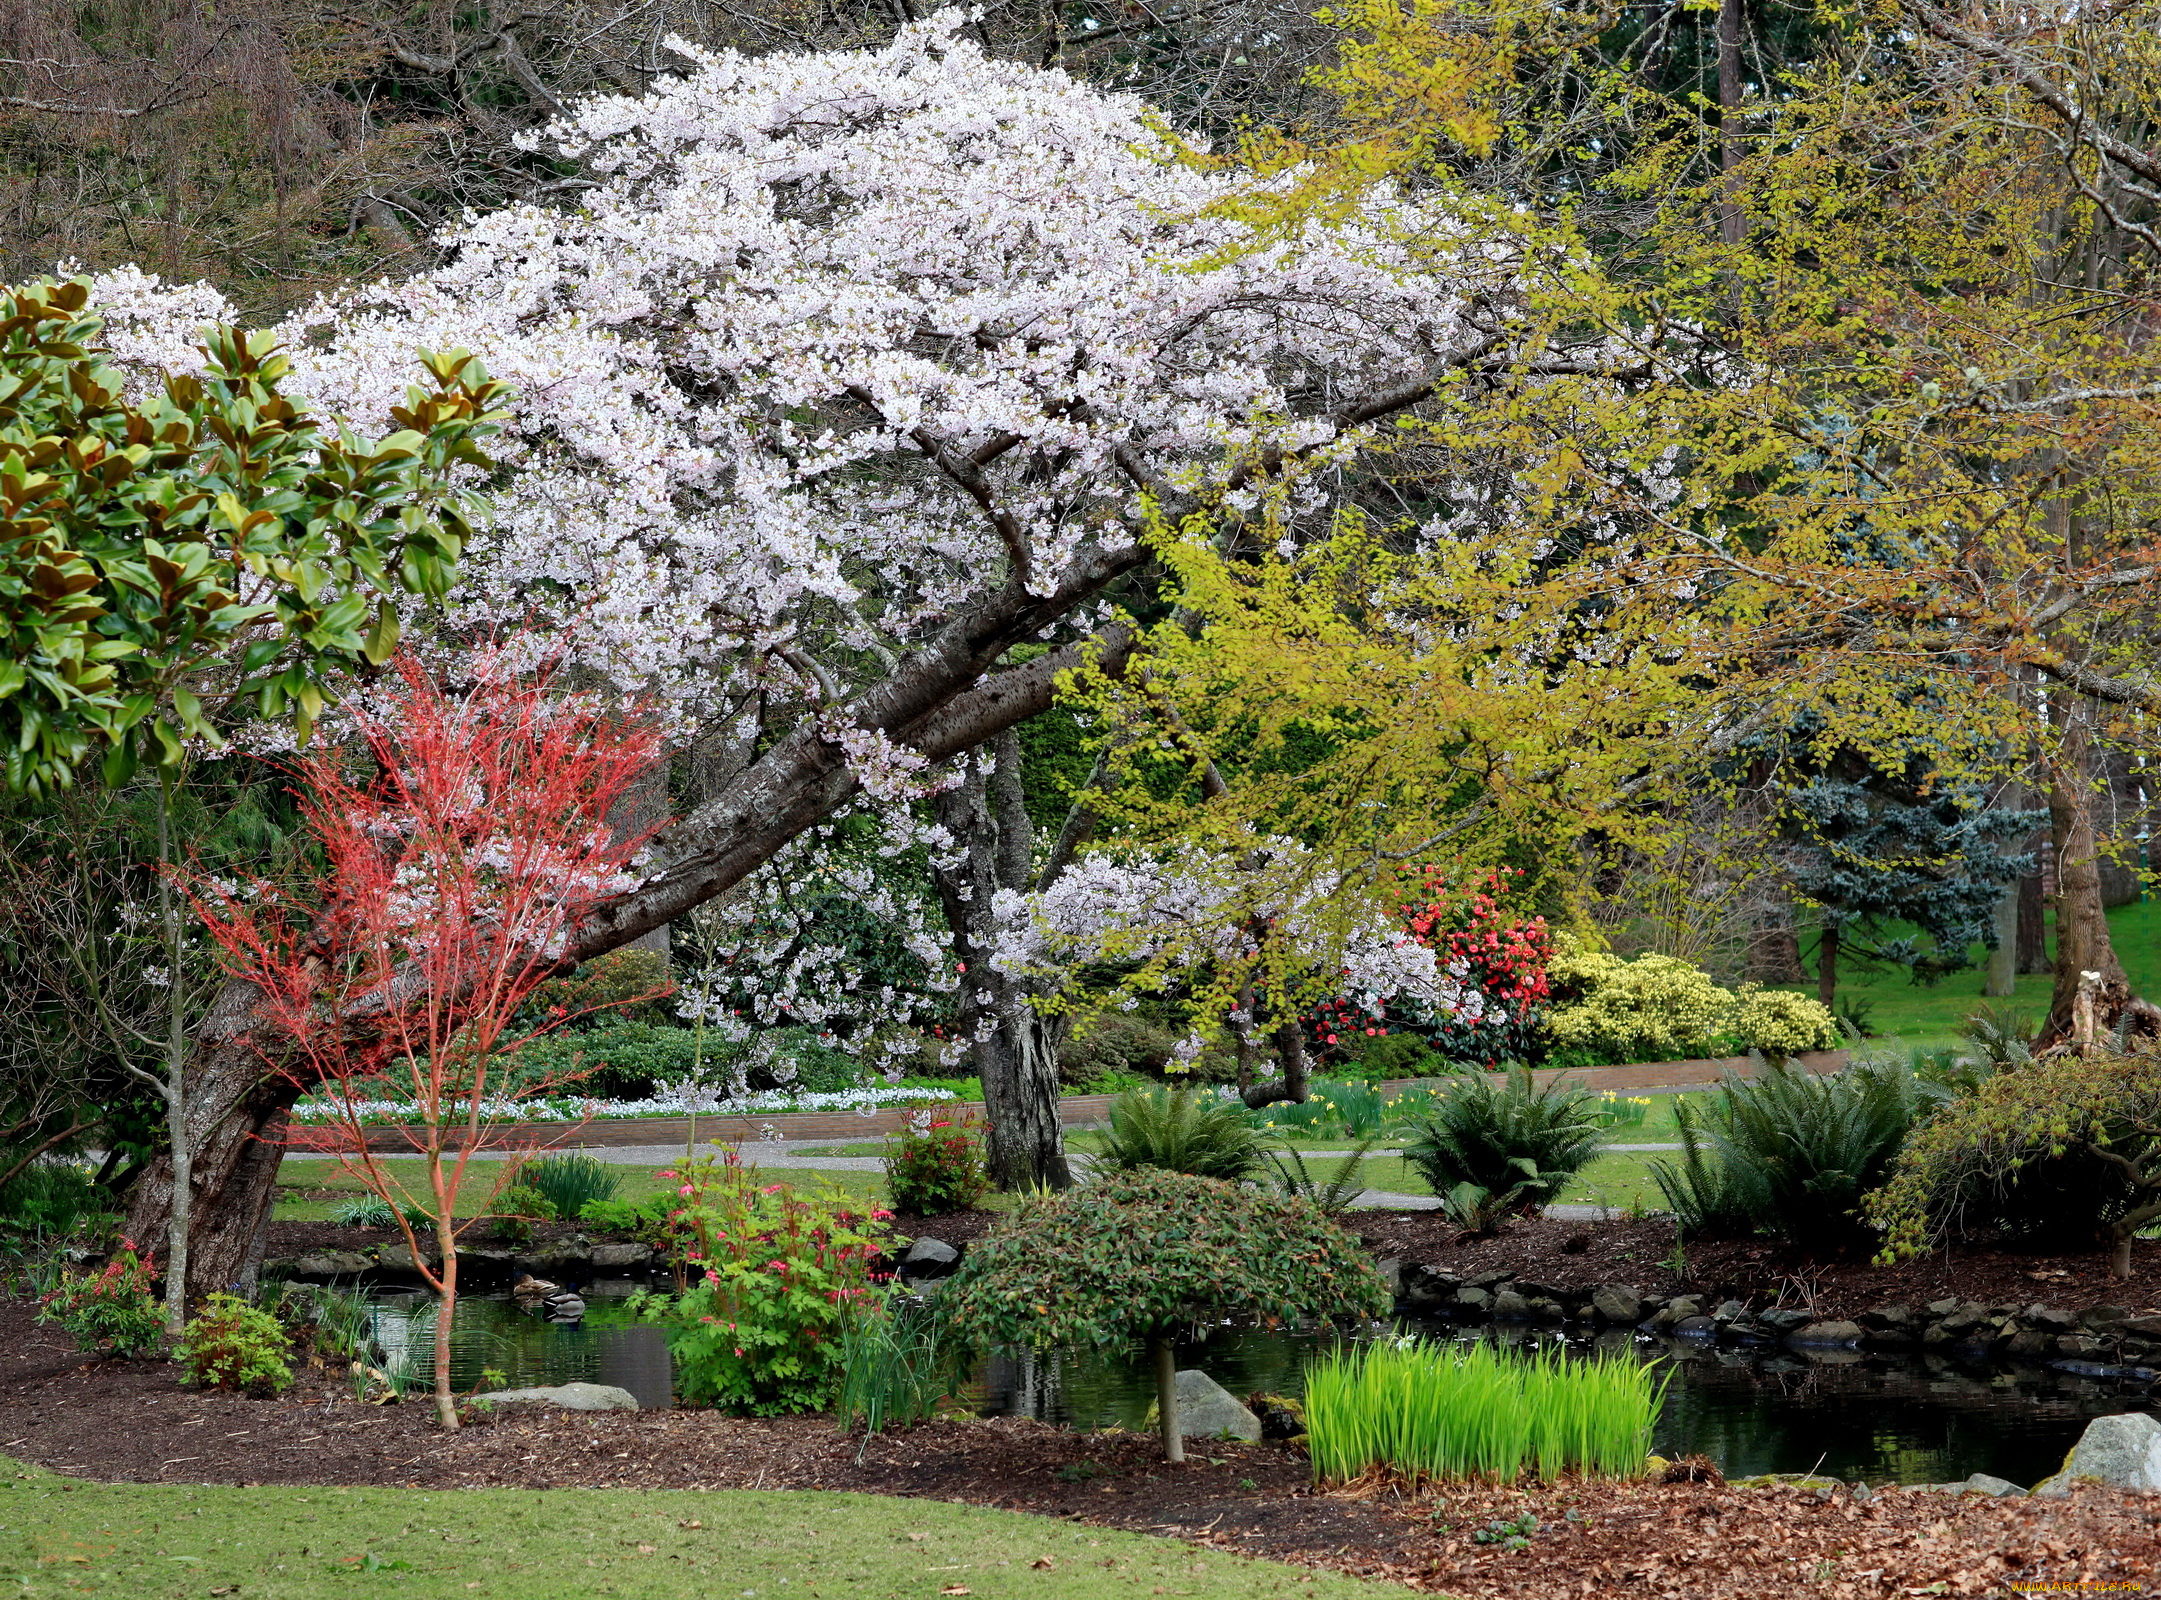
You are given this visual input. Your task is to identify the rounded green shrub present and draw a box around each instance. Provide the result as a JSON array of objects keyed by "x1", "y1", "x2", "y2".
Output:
[
  {"x1": 1098, "y1": 1084, "x2": 1263, "y2": 1180},
  {"x1": 1544, "y1": 937, "x2": 1836, "y2": 1064},
  {"x1": 178, "y1": 1292, "x2": 294, "y2": 1395}
]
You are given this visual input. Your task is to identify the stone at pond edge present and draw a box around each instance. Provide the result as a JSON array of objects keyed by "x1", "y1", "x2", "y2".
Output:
[
  {"x1": 292, "y1": 1251, "x2": 372, "y2": 1277},
  {"x1": 1591, "y1": 1285, "x2": 1643, "y2": 1325},
  {"x1": 1788, "y1": 1320, "x2": 1865, "y2": 1349},
  {"x1": 478, "y1": 1382, "x2": 639, "y2": 1412},
  {"x1": 1172, "y1": 1370, "x2": 1262, "y2": 1442},
  {"x1": 589, "y1": 1242, "x2": 652, "y2": 1270},
  {"x1": 2033, "y1": 1412, "x2": 2161, "y2": 1496},
  {"x1": 900, "y1": 1237, "x2": 961, "y2": 1281}
]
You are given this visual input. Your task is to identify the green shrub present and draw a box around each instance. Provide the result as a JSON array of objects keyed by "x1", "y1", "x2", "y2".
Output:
[
  {"x1": 1303, "y1": 1340, "x2": 1665, "y2": 1486},
  {"x1": 495, "y1": 1183, "x2": 557, "y2": 1220},
  {"x1": 630, "y1": 1157, "x2": 888, "y2": 1414},
  {"x1": 941, "y1": 1169, "x2": 1388, "y2": 1461},
  {"x1": 579, "y1": 1192, "x2": 676, "y2": 1237},
  {"x1": 881, "y1": 1107, "x2": 991, "y2": 1215},
  {"x1": 521, "y1": 1154, "x2": 622, "y2": 1219},
  {"x1": 523, "y1": 947, "x2": 674, "y2": 1028},
  {"x1": 178, "y1": 1292, "x2": 294, "y2": 1395},
  {"x1": 329, "y1": 1194, "x2": 429, "y2": 1230},
  {"x1": 506, "y1": 1021, "x2": 733, "y2": 1099},
  {"x1": 1401, "y1": 1066, "x2": 1605, "y2": 1215},
  {"x1": 1653, "y1": 1059, "x2": 1928, "y2": 1248},
  {"x1": 1543, "y1": 938, "x2": 1837, "y2": 1064},
  {"x1": 1099, "y1": 1084, "x2": 1264, "y2": 1181},
  {"x1": 0, "y1": 1161, "x2": 108, "y2": 1242},
  {"x1": 1261, "y1": 1133, "x2": 1384, "y2": 1218},
  {"x1": 1866, "y1": 1045, "x2": 2161, "y2": 1275},
  {"x1": 36, "y1": 1244, "x2": 162, "y2": 1356}
]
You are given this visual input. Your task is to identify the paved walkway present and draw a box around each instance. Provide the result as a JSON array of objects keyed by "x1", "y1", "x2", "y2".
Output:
[{"x1": 559, "y1": 1138, "x2": 1650, "y2": 1219}]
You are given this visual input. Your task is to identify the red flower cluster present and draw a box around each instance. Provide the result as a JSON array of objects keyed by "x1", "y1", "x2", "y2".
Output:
[{"x1": 1397, "y1": 866, "x2": 1553, "y2": 1007}]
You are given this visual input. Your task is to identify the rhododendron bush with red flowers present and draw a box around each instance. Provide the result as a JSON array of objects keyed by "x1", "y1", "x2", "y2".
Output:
[
  {"x1": 629, "y1": 1146, "x2": 891, "y2": 1414},
  {"x1": 188, "y1": 650, "x2": 668, "y2": 1428}
]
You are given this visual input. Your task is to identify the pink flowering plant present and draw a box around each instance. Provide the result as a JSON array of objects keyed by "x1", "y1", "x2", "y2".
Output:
[
  {"x1": 630, "y1": 1147, "x2": 892, "y2": 1414},
  {"x1": 36, "y1": 1240, "x2": 163, "y2": 1357},
  {"x1": 880, "y1": 1105, "x2": 991, "y2": 1216}
]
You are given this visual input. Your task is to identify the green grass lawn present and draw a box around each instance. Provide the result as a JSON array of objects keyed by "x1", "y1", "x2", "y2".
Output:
[
  {"x1": 1768, "y1": 894, "x2": 2161, "y2": 1051},
  {"x1": 0, "y1": 1466, "x2": 1388, "y2": 1599},
  {"x1": 272, "y1": 1156, "x2": 890, "y2": 1222}
]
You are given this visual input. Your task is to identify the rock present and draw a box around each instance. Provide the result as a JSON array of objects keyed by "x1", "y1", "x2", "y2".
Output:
[
  {"x1": 1455, "y1": 1284, "x2": 1492, "y2": 1310},
  {"x1": 1652, "y1": 1296, "x2": 1704, "y2": 1330},
  {"x1": 899, "y1": 1237, "x2": 961, "y2": 1281},
  {"x1": 1397, "y1": 1265, "x2": 1455, "y2": 1313},
  {"x1": 479, "y1": 1382, "x2": 639, "y2": 1412},
  {"x1": 1925, "y1": 1297, "x2": 1960, "y2": 1317},
  {"x1": 1372, "y1": 1257, "x2": 1405, "y2": 1295},
  {"x1": 1672, "y1": 1316, "x2": 1718, "y2": 1339},
  {"x1": 1172, "y1": 1370, "x2": 1262, "y2": 1442},
  {"x1": 1858, "y1": 1304, "x2": 1913, "y2": 1330},
  {"x1": 1524, "y1": 1297, "x2": 1566, "y2": 1321},
  {"x1": 2081, "y1": 1305, "x2": 2130, "y2": 1333},
  {"x1": 1515, "y1": 1280, "x2": 1566, "y2": 1301},
  {"x1": 1591, "y1": 1285, "x2": 1644, "y2": 1325},
  {"x1": 2022, "y1": 1304, "x2": 2078, "y2": 1332},
  {"x1": 1789, "y1": 1320, "x2": 1864, "y2": 1348},
  {"x1": 2004, "y1": 1329, "x2": 2055, "y2": 1359},
  {"x1": 589, "y1": 1242, "x2": 653, "y2": 1270},
  {"x1": 2120, "y1": 1314, "x2": 2161, "y2": 1338},
  {"x1": 1937, "y1": 1303, "x2": 1988, "y2": 1336},
  {"x1": 1490, "y1": 1289, "x2": 1532, "y2": 1320},
  {"x1": 294, "y1": 1251, "x2": 372, "y2": 1278},
  {"x1": 1247, "y1": 1394, "x2": 1304, "y2": 1441},
  {"x1": 1711, "y1": 1299, "x2": 1747, "y2": 1323},
  {"x1": 2034, "y1": 1412, "x2": 2161, "y2": 1495},
  {"x1": 1910, "y1": 1474, "x2": 2026, "y2": 1497},
  {"x1": 1465, "y1": 1270, "x2": 1513, "y2": 1289},
  {"x1": 1757, "y1": 1308, "x2": 1811, "y2": 1333},
  {"x1": 1863, "y1": 1327, "x2": 1917, "y2": 1350},
  {"x1": 2056, "y1": 1334, "x2": 2107, "y2": 1358}
]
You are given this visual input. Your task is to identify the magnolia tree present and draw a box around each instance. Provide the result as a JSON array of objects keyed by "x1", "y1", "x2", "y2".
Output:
[
  {"x1": 191, "y1": 653, "x2": 664, "y2": 1427},
  {"x1": 103, "y1": 15, "x2": 1623, "y2": 1287}
]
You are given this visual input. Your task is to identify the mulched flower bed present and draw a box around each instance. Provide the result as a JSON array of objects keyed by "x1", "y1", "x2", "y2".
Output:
[
  {"x1": 5, "y1": 1297, "x2": 2156, "y2": 1596},
  {"x1": 1352, "y1": 1213, "x2": 2161, "y2": 1318}
]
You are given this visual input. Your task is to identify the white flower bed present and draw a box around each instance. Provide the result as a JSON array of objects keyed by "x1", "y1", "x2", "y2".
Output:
[{"x1": 290, "y1": 1079, "x2": 960, "y2": 1126}]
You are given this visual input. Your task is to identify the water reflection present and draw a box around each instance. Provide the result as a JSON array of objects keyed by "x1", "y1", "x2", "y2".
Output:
[{"x1": 367, "y1": 1287, "x2": 672, "y2": 1409}]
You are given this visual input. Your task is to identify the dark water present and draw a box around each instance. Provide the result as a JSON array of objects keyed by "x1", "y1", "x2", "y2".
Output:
[
  {"x1": 366, "y1": 1293, "x2": 2151, "y2": 1488},
  {"x1": 367, "y1": 1285, "x2": 672, "y2": 1409}
]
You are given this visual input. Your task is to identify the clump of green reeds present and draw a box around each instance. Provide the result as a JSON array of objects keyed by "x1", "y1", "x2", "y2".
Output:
[{"x1": 1303, "y1": 1339, "x2": 1666, "y2": 1485}]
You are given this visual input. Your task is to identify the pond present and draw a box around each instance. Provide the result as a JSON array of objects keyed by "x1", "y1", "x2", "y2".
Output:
[{"x1": 364, "y1": 1291, "x2": 2149, "y2": 1488}]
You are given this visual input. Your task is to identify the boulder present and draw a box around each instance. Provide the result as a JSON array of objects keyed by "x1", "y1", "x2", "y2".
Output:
[
  {"x1": 589, "y1": 1242, "x2": 653, "y2": 1270},
  {"x1": 2021, "y1": 1304, "x2": 2078, "y2": 1332},
  {"x1": 1788, "y1": 1320, "x2": 1865, "y2": 1348},
  {"x1": 2120, "y1": 1313, "x2": 2161, "y2": 1339},
  {"x1": 293, "y1": 1251, "x2": 372, "y2": 1278},
  {"x1": 2055, "y1": 1334, "x2": 2107, "y2": 1359},
  {"x1": 479, "y1": 1382, "x2": 639, "y2": 1412},
  {"x1": 2034, "y1": 1412, "x2": 2161, "y2": 1495},
  {"x1": 1372, "y1": 1258, "x2": 1405, "y2": 1295},
  {"x1": 1858, "y1": 1304, "x2": 1913, "y2": 1330},
  {"x1": 1651, "y1": 1297, "x2": 1704, "y2": 1330},
  {"x1": 1591, "y1": 1285, "x2": 1644, "y2": 1325},
  {"x1": 1911, "y1": 1474, "x2": 2026, "y2": 1497},
  {"x1": 1172, "y1": 1370, "x2": 1262, "y2": 1442},
  {"x1": 1711, "y1": 1299, "x2": 1748, "y2": 1324},
  {"x1": 1490, "y1": 1289, "x2": 1532, "y2": 1320},
  {"x1": 899, "y1": 1237, "x2": 961, "y2": 1281},
  {"x1": 2004, "y1": 1329, "x2": 2055, "y2": 1359},
  {"x1": 1756, "y1": 1308, "x2": 1811, "y2": 1334},
  {"x1": 1454, "y1": 1284, "x2": 1492, "y2": 1310},
  {"x1": 1672, "y1": 1316, "x2": 1718, "y2": 1339},
  {"x1": 1397, "y1": 1265, "x2": 1455, "y2": 1313},
  {"x1": 2081, "y1": 1305, "x2": 2130, "y2": 1333}
]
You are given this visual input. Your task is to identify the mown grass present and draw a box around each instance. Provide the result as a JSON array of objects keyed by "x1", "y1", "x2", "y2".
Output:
[
  {"x1": 1303, "y1": 1340, "x2": 1665, "y2": 1486},
  {"x1": 0, "y1": 1466, "x2": 1391, "y2": 1599},
  {"x1": 272, "y1": 1155, "x2": 888, "y2": 1222}
]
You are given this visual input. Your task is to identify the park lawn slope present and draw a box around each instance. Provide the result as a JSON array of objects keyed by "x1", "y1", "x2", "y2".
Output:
[{"x1": 0, "y1": 1467, "x2": 1391, "y2": 1600}]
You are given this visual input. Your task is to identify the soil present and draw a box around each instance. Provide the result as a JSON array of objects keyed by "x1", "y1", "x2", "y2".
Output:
[
  {"x1": 4, "y1": 1297, "x2": 2157, "y2": 1597},
  {"x1": 1353, "y1": 1212, "x2": 2161, "y2": 1317}
]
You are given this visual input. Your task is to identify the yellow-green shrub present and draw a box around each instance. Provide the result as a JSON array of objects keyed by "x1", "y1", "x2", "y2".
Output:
[{"x1": 1543, "y1": 938, "x2": 1836, "y2": 1064}]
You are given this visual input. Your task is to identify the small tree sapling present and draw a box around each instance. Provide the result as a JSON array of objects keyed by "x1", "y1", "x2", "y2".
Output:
[
  {"x1": 939, "y1": 1168, "x2": 1389, "y2": 1461},
  {"x1": 190, "y1": 652, "x2": 666, "y2": 1427}
]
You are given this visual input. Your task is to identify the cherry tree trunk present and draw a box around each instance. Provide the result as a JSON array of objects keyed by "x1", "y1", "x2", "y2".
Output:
[{"x1": 122, "y1": 975, "x2": 295, "y2": 1299}]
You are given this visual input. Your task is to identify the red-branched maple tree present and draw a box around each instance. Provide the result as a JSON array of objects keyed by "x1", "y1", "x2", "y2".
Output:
[{"x1": 191, "y1": 651, "x2": 665, "y2": 1427}]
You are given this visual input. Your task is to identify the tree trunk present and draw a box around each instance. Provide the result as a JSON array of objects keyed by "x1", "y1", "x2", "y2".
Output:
[
  {"x1": 433, "y1": 1200, "x2": 461, "y2": 1430},
  {"x1": 1717, "y1": 0, "x2": 1746, "y2": 247},
  {"x1": 930, "y1": 736, "x2": 1072, "y2": 1192},
  {"x1": 122, "y1": 976, "x2": 294, "y2": 1302},
  {"x1": 1815, "y1": 923, "x2": 1840, "y2": 1010},
  {"x1": 1746, "y1": 896, "x2": 1806, "y2": 984},
  {"x1": 1241, "y1": 1021, "x2": 1312, "y2": 1111},
  {"x1": 2042, "y1": 706, "x2": 2128, "y2": 1047},
  {"x1": 1153, "y1": 1336, "x2": 1183, "y2": 1464},
  {"x1": 2017, "y1": 869, "x2": 2050, "y2": 973},
  {"x1": 1983, "y1": 879, "x2": 2019, "y2": 997}
]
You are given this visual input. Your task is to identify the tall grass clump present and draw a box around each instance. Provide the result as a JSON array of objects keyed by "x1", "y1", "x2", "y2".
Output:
[
  {"x1": 836, "y1": 1295, "x2": 964, "y2": 1455},
  {"x1": 1098, "y1": 1085, "x2": 1262, "y2": 1180},
  {"x1": 521, "y1": 1153, "x2": 623, "y2": 1219},
  {"x1": 1303, "y1": 1339, "x2": 1665, "y2": 1486}
]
